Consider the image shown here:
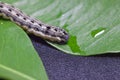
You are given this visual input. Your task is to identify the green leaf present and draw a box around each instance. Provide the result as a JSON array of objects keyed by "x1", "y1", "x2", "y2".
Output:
[
  {"x1": 14, "y1": 0, "x2": 119, "y2": 56},
  {"x1": 1, "y1": 0, "x2": 120, "y2": 79},
  {"x1": 0, "y1": 1, "x2": 48, "y2": 80},
  {"x1": 46, "y1": 0, "x2": 120, "y2": 56}
]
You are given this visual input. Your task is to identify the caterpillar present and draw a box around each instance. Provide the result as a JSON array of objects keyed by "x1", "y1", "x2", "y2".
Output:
[{"x1": 0, "y1": 2, "x2": 69, "y2": 44}]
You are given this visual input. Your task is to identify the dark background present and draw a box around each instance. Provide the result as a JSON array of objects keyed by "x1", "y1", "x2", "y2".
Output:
[{"x1": 30, "y1": 35, "x2": 120, "y2": 80}]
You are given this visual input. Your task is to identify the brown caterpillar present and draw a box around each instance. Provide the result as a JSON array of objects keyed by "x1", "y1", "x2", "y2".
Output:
[{"x1": 0, "y1": 2, "x2": 69, "y2": 44}]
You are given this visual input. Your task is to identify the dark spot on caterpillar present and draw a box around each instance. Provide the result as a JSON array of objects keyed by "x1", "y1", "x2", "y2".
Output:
[
  {"x1": 46, "y1": 26, "x2": 51, "y2": 30},
  {"x1": 0, "y1": 10, "x2": 2, "y2": 13},
  {"x1": 45, "y1": 30, "x2": 49, "y2": 34},
  {"x1": 31, "y1": 20, "x2": 34, "y2": 23},
  {"x1": 6, "y1": 13, "x2": 10, "y2": 17},
  {"x1": 0, "y1": 5, "x2": 3, "y2": 8},
  {"x1": 28, "y1": 25, "x2": 32, "y2": 28},
  {"x1": 63, "y1": 31, "x2": 67, "y2": 35},
  {"x1": 16, "y1": 14, "x2": 20, "y2": 17},
  {"x1": 23, "y1": 17, "x2": 26, "y2": 20},
  {"x1": 18, "y1": 20, "x2": 24, "y2": 26},
  {"x1": 33, "y1": 27, "x2": 39, "y2": 31},
  {"x1": 54, "y1": 28, "x2": 58, "y2": 31},
  {"x1": 8, "y1": 8, "x2": 12, "y2": 12},
  {"x1": 39, "y1": 23, "x2": 42, "y2": 26}
]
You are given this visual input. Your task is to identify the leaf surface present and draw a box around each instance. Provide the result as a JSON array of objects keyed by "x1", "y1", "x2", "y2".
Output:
[
  {"x1": 43, "y1": 0, "x2": 120, "y2": 55},
  {"x1": 1, "y1": 0, "x2": 120, "y2": 59},
  {"x1": 0, "y1": 0, "x2": 48, "y2": 80}
]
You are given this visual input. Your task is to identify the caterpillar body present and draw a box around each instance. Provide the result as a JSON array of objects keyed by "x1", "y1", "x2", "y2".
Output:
[{"x1": 0, "y1": 2, "x2": 69, "y2": 44}]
